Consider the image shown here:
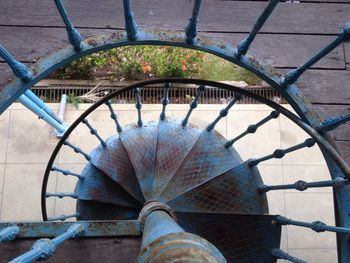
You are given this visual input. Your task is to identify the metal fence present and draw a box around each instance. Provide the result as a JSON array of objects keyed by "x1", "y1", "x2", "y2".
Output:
[{"x1": 32, "y1": 80, "x2": 286, "y2": 104}]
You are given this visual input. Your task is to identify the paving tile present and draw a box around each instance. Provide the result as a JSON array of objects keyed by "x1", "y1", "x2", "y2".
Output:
[
  {"x1": 53, "y1": 164, "x2": 84, "y2": 218},
  {"x1": 287, "y1": 248, "x2": 337, "y2": 263},
  {"x1": 171, "y1": 110, "x2": 227, "y2": 137},
  {"x1": 283, "y1": 165, "x2": 332, "y2": 193},
  {"x1": 58, "y1": 109, "x2": 115, "y2": 164},
  {"x1": 0, "y1": 164, "x2": 5, "y2": 218},
  {"x1": 258, "y1": 165, "x2": 285, "y2": 215},
  {"x1": 280, "y1": 116, "x2": 326, "y2": 165},
  {"x1": 6, "y1": 110, "x2": 57, "y2": 164},
  {"x1": 0, "y1": 110, "x2": 10, "y2": 163},
  {"x1": 1, "y1": 164, "x2": 56, "y2": 220},
  {"x1": 285, "y1": 192, "x2": 336, "y2": 249},
  {"x1": 227, "y1": 110, "x2": 281, "y2": 164}
]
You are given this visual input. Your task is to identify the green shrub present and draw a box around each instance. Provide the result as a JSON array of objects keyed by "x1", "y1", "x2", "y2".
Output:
[{"x1": 51, "y1": 46, "x2": 261, "y2": 85}]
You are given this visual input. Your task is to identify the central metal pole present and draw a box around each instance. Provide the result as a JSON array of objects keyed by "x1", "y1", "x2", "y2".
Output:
[{"x1": 137, "y1": 202, "x2": 226, "y2": 263}]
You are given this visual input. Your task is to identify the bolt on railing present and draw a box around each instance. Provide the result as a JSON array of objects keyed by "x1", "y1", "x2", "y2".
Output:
[
  {"x1": 316, "y1": 113, "x2": 350, "y2": 133},
  {"x1": 123, "y1": 0, "x2": 138, "y2": 41},
  {"x1": 9, "y1": 223, "x2": 85, "y2": 263},
  {"x1": 225, "y1": 111, "x2": 279, "y2": 148},
  {"x1": 51, "y1": 166, "x2": 84, "y2": 180},
  {"x1": 82, "y1": 119, "x2": 107, "y2": 147},
  {"x1": 185, "y1": 0, "x2": 202, "y2": 44},
  {"x1": 276, "y1": 216, "x2": 350, "y2": 234},
  {"x1": 259, "y1": 177, "x2": 349, "y2": 193},
  {"x1": 236, "y1": 0, "x2": 279, "y2": 57},
  {"x1": 283, "y1": 21, "x2": 350, "y2": 86},
  {"x1": 63, "y1": 141, "x2": 91, "y2": 161},
  {"x1": 46, "y1": 192, "x2": 78, "y2": 199},
  {"x1": 0, "y1": 226, "x2": 20, "y2": 242},
  {"x1": 134, "y1": 88, "x2": 143, "y2": 127},
  {"x1": 248, "y1": 138, "x2": 315, "y2": 167},
  {"x1": 160, "y1": 83, "x2": 171, "y2": 121},
  {"x1": 271, "y1": 248, "x2": 306, "y2": 263},
  {"x1": 48, "y1": 213, "x2": 80, "y2": 222},
  {"x1": 54, "y1": 0, "x2": 83, "y2": 51},
  {"x1": 105, "y1": 100, "x2": 123, "y2": 133},
  {"x1": 206, "y1": 93, "x2": 242, "y2": 132},
  {"x1": 182, "y1": 85, "x2": 205, "y2": 127},
  {"x1": 0, "y1": 45, "x2": 32, "y2": 82}
]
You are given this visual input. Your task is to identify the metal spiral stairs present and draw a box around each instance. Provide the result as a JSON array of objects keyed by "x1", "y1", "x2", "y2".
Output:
[{"x1": 0, "y1": 0, "x2": 350, "y2": 262}]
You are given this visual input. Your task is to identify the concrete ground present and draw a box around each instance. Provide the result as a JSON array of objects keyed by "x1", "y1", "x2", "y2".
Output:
[{"x1": 0, "y1": 103, "x2": 336, "y2": 262}]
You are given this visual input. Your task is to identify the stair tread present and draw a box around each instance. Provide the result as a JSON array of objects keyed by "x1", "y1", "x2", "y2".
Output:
[
  {"x1": 90, "y1": 135, "x2": 144, "y2": 203},
  {"x1": 167, "y1": 161, "x2": 268, "y2": 214},
  {"x1": 75, "y1": 163, "x2": 141, "y2": 208},
  {"x1": 177, "y1": 212, "x2": 281, "y2": 263}
]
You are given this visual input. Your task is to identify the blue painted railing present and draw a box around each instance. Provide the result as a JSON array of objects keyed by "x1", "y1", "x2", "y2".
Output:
[
  {"x1": 182, "y1": 85, "x2": 205, "y2": 127},
  {"x1": 9, "y1": 224, "x2": 85, "y2": 263},
  {"x1": 0, "y1": 226, "x2": 20, "y2": 242}
]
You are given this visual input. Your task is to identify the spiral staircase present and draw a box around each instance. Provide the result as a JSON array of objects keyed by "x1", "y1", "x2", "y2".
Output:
[{"x1": 0, "y1": 0, "x2": 350, "y2": 262}]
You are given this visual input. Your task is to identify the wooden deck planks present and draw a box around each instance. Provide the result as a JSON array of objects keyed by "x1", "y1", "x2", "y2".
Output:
[
  {"x1": 0, "y1": 0, "x2": 349, "y2": 161},
  {"x1": 0, "y1": 27, "x2": 345, "y2": 69},
  {"x1": 296, "y1": 70, "x2": 350, "y2": 104},
  {"x1": 0, "y1": 1, "x2": 349, "y2": 34}
]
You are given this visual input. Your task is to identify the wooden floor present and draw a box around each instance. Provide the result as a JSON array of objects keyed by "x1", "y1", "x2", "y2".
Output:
[{"x1": 0, "y1": 0, "x2": 349, "y2": 161}]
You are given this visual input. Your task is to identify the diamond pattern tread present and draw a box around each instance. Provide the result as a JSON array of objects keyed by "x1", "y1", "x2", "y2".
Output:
[
  {"x1": 76, "y1": 199, "x2": 139, "y2": 221},
  {"x1": 90, "y1": 135, "x2": 144, "y2": 203},
  {"x1": 176, "y1": 212, "x2": 281, "y2": 263},
  {"x1": 159, "y1": 130, "x2": 240, "y2": 202},
  {"x1": 120, "y1": 122, "x2": 159, "y2": 201},
  {"x1": 152, "y1": 119, "x2": 201, "y2": 197},
  {"x1": 167, "y1": 161, "x2": 268, "y2": 214},
  {"x1": 75, "y1": 163, "x2": 141, "y2": 208}
]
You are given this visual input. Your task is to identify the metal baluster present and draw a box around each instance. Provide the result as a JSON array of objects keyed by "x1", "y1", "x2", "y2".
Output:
[
  {"x1": 63, "y1": 141, "x2": 91, "y2": 161},
  {"x1": 54, "y1": 0, "x2": 83, "y2": 51},
  {"x1": 0, "y1": 45, "x2": 32, "y2": 82},
  {"x1": 0, "y1": 226, "x2": 20, "y2": 242},
  {"x1": 185, "y1": 0, "x2": 202, "y2": 44},
  {"x1": 9, "y1": 224, "x2": 85, "y2": 263},
  {"x1": 24, "y1": 90, "x2": 63, "y2": 124},
  {"x1": 276, "y1": 215, "x2": 350, "y2": 234},
  {"x1": 182, "y1": 85, "x2": 205, "y2": 127},
  {"x1": 316, "y1": 113, "x2": 350, "y2": 133},
  {"x1": 236, "y1": 0, "x2": 279, "y2": 57},
  {"x1": 225, "y1": 111, "x2": 280, "y2": 148},
  {"x1": 46, "y1": 192, "x2": 78, "y2": 199},
  {"x1": 82, "y1": 119, "x2": 107, "y2": 147},
  {"x1": 283, "y1": 21, "x2": 350, "y2": 86},
  {"x1": 207, "y1": 93, "x2": 242, "y2": 132},
  {"x1": 160, "y1": 83, "x2": 171, "y2": 121},
  {"x1": 18, "y1": 95, "x2": 67, "y2": 134},
  {"x1": 105, "y1": 100, "x2": 123, "y2": 133},
  {"x1": 51, "y1": 166, "x2": 84, "y2": 180},
  {"x1": 271, "y1": 248, "x2": 307, "y2": 263},
  {"x1": 123, "y1": 0, "x2": 138, "y2": 41},
  {"x1": 248, "y1": 138, "x2": 315, "y2": 167},
  {"x1": 48, "y1": 213, "x2": 80, "y2": 222},
  {"x1": 259, "y1": 177, "x2": 349, "y2": 193},
  {"x1": 135, "y1": 88, "x2": 143, "y2": 127}
]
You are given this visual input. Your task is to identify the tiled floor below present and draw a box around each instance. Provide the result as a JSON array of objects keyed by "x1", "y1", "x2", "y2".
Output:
[{"x1": 0, "y1": 103, "x2": 338, "y2": 262}]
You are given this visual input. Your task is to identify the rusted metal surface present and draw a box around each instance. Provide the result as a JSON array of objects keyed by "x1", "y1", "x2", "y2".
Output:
[
  {"x1": 0, "y1": 237, "x2": 141, "y2": 263},
  {"x1": 152, "y1": 119, "x2": 201, "y2": 197},
  {"x1": 75, "y1": 163, "x2": 141, "y2": 208},
  {"x1": 167, "y1": 161, "x2": 268, "y2": 214},
  {"x1": 138, "y1": 210, "x2": 226, "y2": 263},
  {"x1": 177, "y1": 212, "x2": 281, "y2": 263},
  {"x1": 90, "y1": 135, "x2": 144, "y2": 203},
  {"x1": 0, "y1": 221, "x2": 141, "y2": 238},
  {"x1": 159, "y1": 129, "x2": 241, "y2": 202},
  {"x1": 120, "y1": 122, "x2": 159, "y2": 201}
]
